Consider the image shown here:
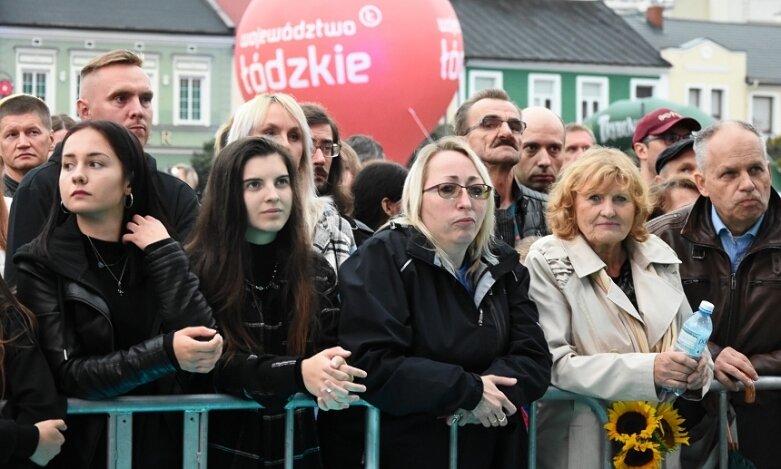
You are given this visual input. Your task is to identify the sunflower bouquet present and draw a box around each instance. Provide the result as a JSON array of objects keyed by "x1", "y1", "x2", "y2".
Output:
[{"x1": 604, "y1": 401, "x2": 689, "y2": 469}]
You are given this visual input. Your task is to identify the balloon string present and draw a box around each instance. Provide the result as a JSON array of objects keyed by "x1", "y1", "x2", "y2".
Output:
[{"x1": 408, "y1": 107, "x2": 436, "y2": 144}]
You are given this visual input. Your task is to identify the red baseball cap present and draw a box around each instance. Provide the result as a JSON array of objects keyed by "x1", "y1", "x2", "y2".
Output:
[{"x1": 632, "y1": 108, "x2": 701, "y2": 145}]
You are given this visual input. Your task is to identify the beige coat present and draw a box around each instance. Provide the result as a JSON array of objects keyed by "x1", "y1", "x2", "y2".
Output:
[{"x1": 526, "y1": 234, "x2": 713, "y2": 469}]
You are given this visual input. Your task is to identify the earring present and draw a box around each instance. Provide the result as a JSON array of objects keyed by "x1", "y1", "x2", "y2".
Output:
[
  {"x1": 125, "y1": 192, "x2": 134, "y2": 208},
  {"x1": 60, "y1": 201, "x2": 70, "y2": 214}
]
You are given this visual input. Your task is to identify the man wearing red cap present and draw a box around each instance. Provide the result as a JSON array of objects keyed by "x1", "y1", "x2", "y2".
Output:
[{"x1": 632, "y1": 108, "x2": 701, "y2": 184}]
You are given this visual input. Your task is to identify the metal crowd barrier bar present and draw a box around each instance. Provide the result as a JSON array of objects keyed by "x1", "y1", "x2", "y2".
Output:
[
  {"x1": 67, "y1": 394, "x2": 381, "y2": 469},
  {"x1": 54, "y1": 376, "x2": 781, "y2": 469},
  {"x1": 709, "y1": 376, "x2": 781, "y2": 469},
  {"x1": 527, "y1": 387, "x2": 612, "y2": 469}
]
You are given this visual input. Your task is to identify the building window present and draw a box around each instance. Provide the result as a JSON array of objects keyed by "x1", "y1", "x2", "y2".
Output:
[
  {"x1": 688, "y1": 87, "x2": 702, "y2": 108},
  {"x1": 710, "y1": 89, "x2": 723, "y2": 120},
  {"x1": 179, "y1": 77, "x2": 202, "y2": 121},
  {"x1": 630, "y1": 78, "x2": 660, "y2": 100},
  {"x1": 173, "y1": 56, "x2": 210, "y2": 126},
  {"x1": 528, "y1": 73, "x2": 561, "y2": 116},
  {"x1": 576, "y1": 76, "x2": 608, "y2": 123},
  {"x1": 468, "y1": 70, "x2": 503, "y2": 95},
  {"x1": 15, "y1": 48, "x2": 56, "y2": 106},
  {"x1": 687, "y1": 85, "x2": 726, "y2": 120},
  {"x1": 751, "y1": 95, "x2": 775, "y2": 134},
  {"x1": 22, "y1": 71, "x2": 47, "y2": 99}
]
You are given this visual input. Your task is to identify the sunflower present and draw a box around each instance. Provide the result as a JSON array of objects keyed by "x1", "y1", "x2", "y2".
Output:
[
  {"x1": 613, "y1": 440, "x2": 663, "y2": 469},
  {"x1": 654, "y1": 402, "x2": 689, "y2": 451},
  {"x1": 605, "y1": 401, "x2": 659, "y2": 444}
]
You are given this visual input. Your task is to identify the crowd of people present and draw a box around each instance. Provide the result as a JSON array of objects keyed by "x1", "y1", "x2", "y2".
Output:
[{"x1": 0, "y1": 48, "x2": 779, "y2": 469}]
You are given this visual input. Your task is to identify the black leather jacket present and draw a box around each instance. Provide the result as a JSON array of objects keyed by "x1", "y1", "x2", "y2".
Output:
[
  {"x1": 14, "y1": 215, "x2": 217, "y2": 468},
  {"x1": 14, "y1": 215, "x2": 217, "y2": 399}
]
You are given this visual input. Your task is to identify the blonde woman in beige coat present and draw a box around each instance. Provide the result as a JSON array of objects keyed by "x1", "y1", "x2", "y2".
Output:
[{"x1": 525, "y1": 148, "x2": 714, "y2": 469}]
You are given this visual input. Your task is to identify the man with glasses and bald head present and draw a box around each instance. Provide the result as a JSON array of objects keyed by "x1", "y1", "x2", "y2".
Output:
[
  {"x1": 632, "y1": 108, "x2": 701, "y2": 184},
  {"x1": 455, "y1": 88, "x2": 549, "y2": 247}
]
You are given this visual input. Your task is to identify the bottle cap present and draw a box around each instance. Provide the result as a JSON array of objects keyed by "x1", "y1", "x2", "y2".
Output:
[{"x1": 698, "y1": 300, "x2": 714, "y2": 315}]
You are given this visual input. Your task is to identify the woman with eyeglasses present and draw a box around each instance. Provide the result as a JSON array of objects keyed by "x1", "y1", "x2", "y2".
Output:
[
  {"x1": 335, "y1": 137, "x2": 552, "y2": 468},
  {"x1": 226, "y1": 93, "x2": 355, "y2": 273}
]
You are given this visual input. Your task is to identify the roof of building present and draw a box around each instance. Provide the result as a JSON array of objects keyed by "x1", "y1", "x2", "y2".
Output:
[
  {"x1": 624, "y1": 13, "x2": 781, "y2": 84},
  {"x1": 0, "y1": 0, "x2": 232, "y2": 35},
  {"x1": 450, "y1": 0, "x2": 668, "y2": 67}
]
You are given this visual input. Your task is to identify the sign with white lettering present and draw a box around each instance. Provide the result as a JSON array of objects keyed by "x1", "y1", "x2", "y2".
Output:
[{"x1": 235, "y1": 0, "x2": 463, "y2": 163}]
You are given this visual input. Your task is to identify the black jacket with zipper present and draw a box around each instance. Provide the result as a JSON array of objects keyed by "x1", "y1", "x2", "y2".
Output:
[
  {"x1": 336, "y1": 223, "x2": 551, "y2": 468},
  {"x1": 13, "y1": 214, "x2": 216, "y2": 469}
]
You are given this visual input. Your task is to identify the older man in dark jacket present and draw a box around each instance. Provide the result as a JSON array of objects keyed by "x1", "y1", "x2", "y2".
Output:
[{"x1": 647, "y1": 120, "x2": 781, "y2": 468}]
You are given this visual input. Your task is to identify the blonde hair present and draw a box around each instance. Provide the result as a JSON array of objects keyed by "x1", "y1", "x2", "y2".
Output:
[
  {"x1": 227, "y1": 93, "x2": 326, "y2": 234},
  {"x1": 396, "y1": 136, "x2": 496, "y2": 274},
  {"x1": 547, "y1": 146, "x2": 651, "y2": 241},
  {"x1": 80, "y1": 50, "x2": 143, "y2": 80}
]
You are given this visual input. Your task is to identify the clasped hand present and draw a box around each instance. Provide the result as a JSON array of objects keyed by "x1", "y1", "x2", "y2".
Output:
[
  {"x1": 302, "y1": 346, "x2": 368, "y2": 411},
  {"x1": 447, "y1": 375, "x2": 517, "y2": 428},
  {"x1": 173, "y1": 326, "x2": 223, "y2": 373}
]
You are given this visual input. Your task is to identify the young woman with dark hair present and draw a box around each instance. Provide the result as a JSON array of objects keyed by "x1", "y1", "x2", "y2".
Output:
[
  {"x1": 0, "y1": 275, "x2": 66, "y2": 468},
  {"x1": 351, "y1": 160, "x2": 408, "y2": 246},
  {"x1": 14, "y1": 120, "x2": 223, "y2": 469},
  {"x1": 187, "y1": 136, "x2": 366, "y2": 468}
]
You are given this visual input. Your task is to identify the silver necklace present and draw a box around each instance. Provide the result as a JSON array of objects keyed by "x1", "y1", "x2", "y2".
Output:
[
  {"x1": 245, "y1": 263, "x2": 279, "y2": 292},
  {"x1": 86, "y1": 236, "x2": 129, "y2": 295}
]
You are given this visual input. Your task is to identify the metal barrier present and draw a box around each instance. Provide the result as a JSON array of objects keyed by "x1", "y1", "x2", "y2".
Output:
[
  {"x1": 710, "y1": 376, "x2": 781, "y2": 469},
  {"x1": 528, "y1": 387, "x2": 611, "y2": 469},
  {"x1": 67, "y1": 394, "x2": 380, "y2": 469},
  {"x1": 54, "y1": 376, "x2": 780, "y2": 469}
]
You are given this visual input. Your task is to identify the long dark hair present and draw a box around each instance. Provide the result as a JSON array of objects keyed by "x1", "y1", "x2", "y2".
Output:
[
  {"x1": 352, "y1": 161, "x2": 408, "y2": 230},
  {"x1": 0, "y1": 275, "x2": 36, "y2": 398},
  {"x1": 32, "y1": 121, "x2": 173, "y2": 279},
  {"x1": 187, "y1": 137, "x2": 313, "y2": 357}
]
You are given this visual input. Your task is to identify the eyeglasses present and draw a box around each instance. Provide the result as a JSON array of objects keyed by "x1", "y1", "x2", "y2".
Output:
[
  {"x1": 424, "y1": 183, "x2": 493, "y2": 200},
  {"x1": 464, "y1": 115, "x2": 526, "y2": 135},
  {"x1": 313, "y1": 141, "x2": 341, "y2": 157},
  {"x1": 645, "y1": 132, "x2": 692, "y2": 146}
]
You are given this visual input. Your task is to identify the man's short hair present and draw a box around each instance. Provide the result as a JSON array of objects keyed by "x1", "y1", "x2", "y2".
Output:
[
  {"x1": 51, "y1": 113, "x2": 77, "y2": 132},
  {"x1": 693, "y1": 120, "x2": 767, "y2": 171},
  {"x1": 564, "y1": 123, "x2": 595, "y2": 143},
  {"x1": 0, "y1": 94, "x2": 52, "y2": 130},
  {"x1": 345, "y1": 134, "x2": 384, "y2": 162},
  {"x1": 454, "y1": 88, "x2": 518, "y2": 136},
  {"x1": 80, "y1": 50, "x2": 143, "y2": 80},
  {"x1": 301, "y1": 102, "x2": 340, "y2": 143}
]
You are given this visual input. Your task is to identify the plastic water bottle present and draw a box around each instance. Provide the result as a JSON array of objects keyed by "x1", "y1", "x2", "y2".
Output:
[{"x1": 663, "y1": 300, "x2": 714, "y2": 397}]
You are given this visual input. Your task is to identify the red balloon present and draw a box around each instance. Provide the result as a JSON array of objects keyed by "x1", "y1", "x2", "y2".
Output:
[{"x1": 235, "y1": 0, "x2": 463, "y2": 164}]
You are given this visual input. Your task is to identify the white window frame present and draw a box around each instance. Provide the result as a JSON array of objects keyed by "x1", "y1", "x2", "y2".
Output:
[
  {"x1": 748, "y1": 92, "x2": 780, "y2": 136},
  {"x1": 528, "y1": 73, "x2": 561, "y2": 116},
  {"x1": 69, "y1": 51, "x2": 96, "y2": 118},
  {"x1": 686, "y1": 84, "x2": 728, "y2": 120},
  {"x1": 15, "y1": 48, "x2": 56, "y2": 106},
  {"x1": 172, "y1": 56, "x2": 211, "y2": 126},
  {"x1": 141, "y1": 54, "x2": 160, "y2": 126},
  {"x1": 629, "y1": 78, "x2": 660, "y2": 100},
  {"x1": 575, "y1": 76, "x2": 608, "y2": 123},
  {"x1": 468, "y1": 70, "x2": 503, "y2": 95}
]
